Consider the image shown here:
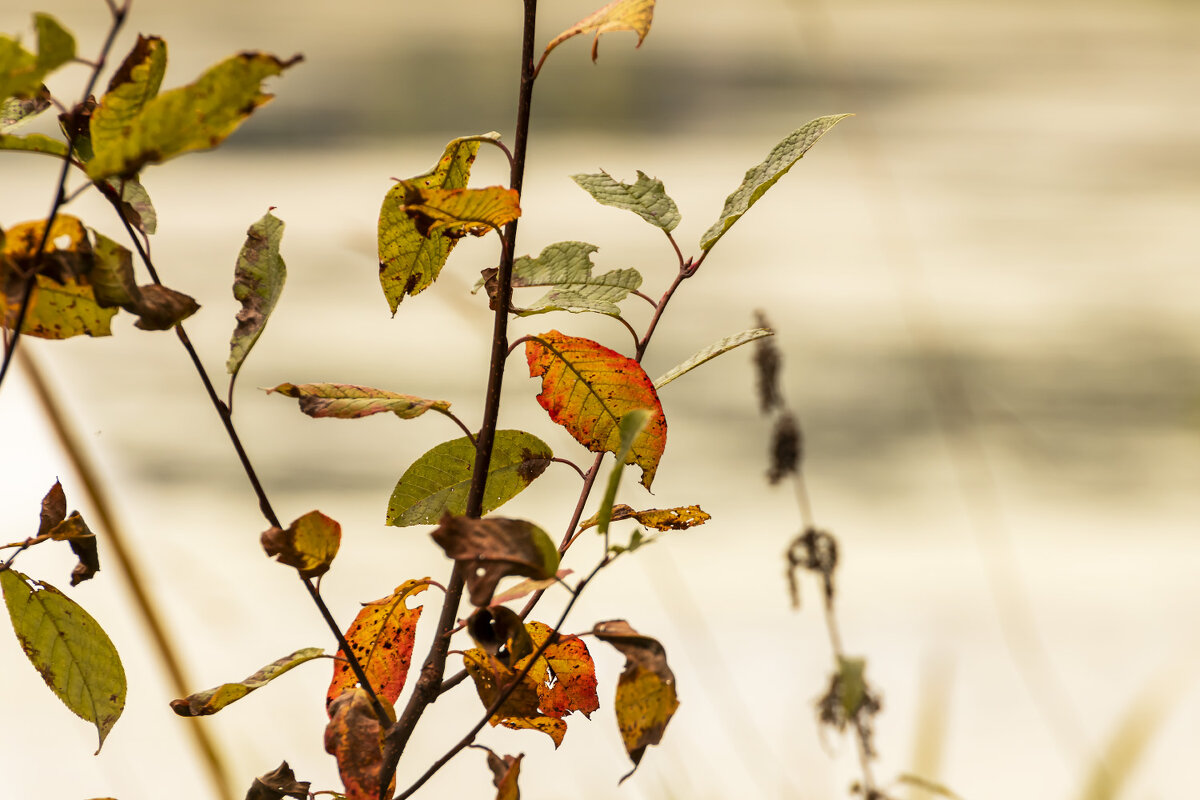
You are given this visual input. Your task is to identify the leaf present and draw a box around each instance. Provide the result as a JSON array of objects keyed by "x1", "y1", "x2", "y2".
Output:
[
  {"x1": 1, "y1": 89, "x2": 51, "y2": 132},
  {"x1": 543, "y1": 0, "x2": 656, "y2": 64},
  {"x1": 0, "y1": 15, "x2": 74, "y2": 101},
  {"x1": 432, "y1": 516, "x2": 560, "y2": 607},
  {"x1": 86, "y1": 51, "x2": 301, "y2": 180},
  {"x1": 499, "y1": 241, "x2": 643, "y2": 317},
  {"x1": 594, "y1": 410, "x2": 651, "y2": 537},
  {"x1": 653, "y1": 327, "x2": 774, "y2": 389},
  {"x1": 571, "y1": 171, "x2": 679, "y2": 232},
  {"x1": 90, "y1": 36, "x2": 167, "y2": 155},
  {"x1": 326, "y1": 578, "x2": 429, "y2": 707},
  {"x1": 102, "y1": 176, "x2": 157, "y2": 237},
  {"x1": 592, "y1": 620, "x2": 679, "y2": 779},
  {"x1": 88, "y1": 231, "x2": 196, "y2": 330},
  {"x1": 17, "y1": 274, "x2": 117, "y2": 338},
  {"x1": 261, "y1": 510, "x2": 341, "y2": 579},
  {"x1": 700, "y1": 114, "x2": 851, "y2": 251},
  {"x1": 467, "y1": 606, "x2": 535, "y2": 667},
  {"x1": 377, "y1": 133, "x2": 496, "y2": 312},
  {"x1": 324, "y1": 688, "x2": 393, "y2": 800},
  {"x1": 525, "y1": 331, "x2": 666, "y2": 488},
  {"x1": 489, "y1": 569, "x2": 573, "y2": 607},
  {"x1": 580, "y1": 504, "x2": 710, "y2": 532},
  {"x1": 267, "y1": 382, "x2": 450, "y2": 421},
  {"x1": 0, "y1": 132, "x2": 68, "y2": 157},
  {"x1": 400, "y1": 183, "x2": 520, "y2": 238},
  {"x1": 0, "y1": 569, "x2": 125, "y2": 751},
  {"x1": 33, "y1": 14, "x2": 74, "y2": 74},
  {"x1": 56, "y1": 513, "x2": 100, "y2": 586},
  {"x1": 170, "y1": 647, "x2": 324, "y2": 717},
  {"x1": 127, "y1": 283, "x2": 199, "y2": 331},
  {"x1": 245, "y1": 761, "x2": 311, "y2": 800},
  {"x1": 483, "y1": 751, "x2": 523, "y2": 800},
  {"x1": 462, "y1": 620, "x2": 598, "y2": 746},
  {"x1": 227, "y1": 210, "x2": 286, "y2": 380},
  {"x1": 386, "y1": 431, "x2": 552, "y2": 527},
  {"x1": 37, "y1": 480, "x2": 66, "y2": 537}
]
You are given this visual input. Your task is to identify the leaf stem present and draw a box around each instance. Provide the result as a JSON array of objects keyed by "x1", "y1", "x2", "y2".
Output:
[
  {"x1": 436, "y1": 408, "x2": 477, "y2": 444},
  {"x1": 664, "y1": 230, "x2": 686, "y2": 270},
  {"x1": 0, "y1": 4, "x2": 128, "y2": 393},
  {"x1": 550, "y1": 456, "x2": 587, "y2": 481},
  {"x1": 636, "y1": 267, "x2": 688, "y2": 362}
]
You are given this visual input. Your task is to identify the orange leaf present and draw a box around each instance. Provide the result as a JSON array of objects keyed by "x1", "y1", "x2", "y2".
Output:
[
  {"x1": 400, "y1": 183, "x2": 520, "y2": 239},
  {"x1": 527, "y1": 621, "x2": 599, "y2": 720},
  {"x1": 544, "y1": 0, "x2": 656, "y2": 63},
  {"x1": 324, "y1": 688, "x2": 393, "y2": 800},
  {"x1": 526, "y1": 331, "x2": 666, "y2": 488},
  {"x1": 580, "y1": 504, "x2": 710, "y2": 532},
  {"x1": 327, "y1": 579, "x2": 429, "y2": 708}
]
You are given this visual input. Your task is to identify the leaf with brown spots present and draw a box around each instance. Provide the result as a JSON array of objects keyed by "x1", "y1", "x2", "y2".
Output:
[
  {"x1": 543, "y1": 0, "x2": 656, "y2": 64},
  {"x1": 526, "y1": 331, "x2": 666, "y2": 488},
  {"x1": 227, "y1": 210, "x2": 286, "y2": 383},
  {"x1": 324, "y1": 688, "x2": 394, "y2": 800},
  {"x1": 592, "y1": 620, "x2": 679, "y2": 780},
  {"x1": 267, "y1": 382, "x2": 450, "y2": 421},
  {"x1": 580, "y1": 504, "x2": 710, "y2": 532},
  {"x1": 400, "y1": 183, "x2": 520, "y2": 239},
  {"x1": 170, "y1": 647, "x2": 324, "y2": 717},
  {"x1": 432, "y1": 515, "x2": 560, "y2": 607},
  {"x1": 261, "y1": 510, "x2": 341, "y2": 579},
  {"x1": 326, "y1": 579, "x2": 430, "y2": 708}
]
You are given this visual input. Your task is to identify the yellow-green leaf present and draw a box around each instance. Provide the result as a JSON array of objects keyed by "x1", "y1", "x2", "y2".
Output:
[
  {"x1": 580, "y1": 503, "x2": 710, "y2": 532},
  {"x1": 571, "y1": 170, "x2": 679, "y2": 232},
  {"x1": 227, "y1": 210, "x2": 286, "y2": 380},
  {"x1": 497, "y1": 240, "x2": 643, "y2": 317},
  {"x1": 267, "y1": 382, "x2": 450, "y2": 420},
  {"x1": 170, "y1": 647, "x2": 324, "y2": 717},
  {"x1": 0, "y1": 15, "x2": 74, "y2": 101},
  {"x1": 400, "y1": 183, "x2": 520, "y2": 238},
  {"x1": 33, "y1": 14, "x2": 74, "y2": 74},
  {"x1": 86, "y1": 51, "x2": 301, "y2": 180},
  {"x1": 543, "y1": 0, "x2": 656, "y2": 64},
  {"x1": 700, "y1": 115, "x2": 851, "y2": 251},
  {"x1": 89, "y1": 36, "x2": 167, "y2": 160},
  {"x1": 377, "y1": 133, "x2": 496, "y2": 312},
  {"x1": 1, "y1": 569, "x2": 126, "y2": 751},
  {"x1": 653, "y1": 327, "x2": 774, "y2": 389},
  {"x1": 0, "y1": 132, "x2": 68, "y2": 158},
  {"x1": 260, "y1": 510, "x2": 341, "y2": 579}
]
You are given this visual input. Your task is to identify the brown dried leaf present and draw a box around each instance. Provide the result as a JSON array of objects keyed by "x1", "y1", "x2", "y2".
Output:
[
  {"x1": 244, "y1": 761, "x2": 311, "y2": 800},
  {"x1": 431, "y1": 515, "x2": 560, "y2": 607},
  {"x1": 37, "y1": 480, "x2": 66, "y2": 537},
  {"x1": 485, "y1": 751, "x2": 523, "y2": 800},
  {"x1": 324, "y1": 688, "x2": 393, "y2": 800},
  {"x1": 129, "y1": 283, "x2": 199, "y2": 330}
]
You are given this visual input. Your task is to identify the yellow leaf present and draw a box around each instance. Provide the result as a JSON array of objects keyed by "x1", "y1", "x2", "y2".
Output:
[
  {"x1": 543, "y1": 0, "x2": 656, "y2": 65},
  {"x1": 400, "y1": 183, "x2": 520, "y2": 239}
]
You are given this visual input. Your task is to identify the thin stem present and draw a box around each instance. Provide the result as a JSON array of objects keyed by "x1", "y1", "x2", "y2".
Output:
[
  {"x1": 379, "y1": 1, "x2": 541, "y2": 787},
  {"x1": 550, "y1": 456, "x2": 587, "y2": 481},
  {"x1": 506, "y1": 334, "x2": 536, "y2": 360},
  {"x1": 613, "y1": 313, "x2": 641, "y2": 351},
  {"x1": 437, "y1": 408, "x2": 477, "y2": 444},
  {"x1": 632, "y1": 289, "x2": 658, "y2": 308},
  {"x1": 463, "y1": 135, "x2": 515, "y2": 173},
  {"x1": 664, "y1": 230, "x2": 686, "y2": 270},
  {"x1": 394, "y1": 556, "x2": 608, "y2": 800},
  {"x1": 0, "y1": 4, "x2": 128, "y2": 393},
  {"x1": 636, "y1": 268, "x2": 688, "y2": 361}
]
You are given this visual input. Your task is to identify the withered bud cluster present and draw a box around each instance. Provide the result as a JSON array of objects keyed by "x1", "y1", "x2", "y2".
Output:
[
  {"x1": 785, "y1": 526, "x2": 839, "y2": 609},
  {"x1": 752, "y1": 310, "x2": 783, "y2": 413}
]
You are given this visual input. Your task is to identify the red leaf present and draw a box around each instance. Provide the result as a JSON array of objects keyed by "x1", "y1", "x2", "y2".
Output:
[
  {"x1": 526, "y1": 331, "x2": 666, "y2": 488},
  {"x1": 327, "y1": 579, "x2": 429, "y2": 708}
]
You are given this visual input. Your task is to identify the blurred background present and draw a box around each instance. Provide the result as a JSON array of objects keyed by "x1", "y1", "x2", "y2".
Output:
[{"x1": 2, "y1": 0, "x2": 1198, "y2": 799}]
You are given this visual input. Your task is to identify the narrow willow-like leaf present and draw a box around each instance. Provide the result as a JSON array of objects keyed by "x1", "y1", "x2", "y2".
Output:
[
  {"x1": 400, "y1": 184, "x2": 520, "y2": 238},
  {"x1": 595, "y1": 410, "x2": 651, "y2": 538},
  {"x1": 653, "y1": 327, "x2": 774, "y2": 389},
  {"x1": 526, "y1": 331, "x2": 666, "y2": 488},
  {"x1": 387, "y1": 431, "x2": 552, "y2": 527},
  {"x1": 86, "y1": 51, "x2": 301, "y2": 180},
  {"x1": 502, "y1": 241, "x2": 642, "y2": 316},
  {"x1": 227, "y1": 211, "x2": 286, "y2": 380},
  {"x1": 700, "y1": 114, "x2": 851, "y2": 251},
  {"x1": 1, "y1": 569, "x2": 125, "y2": 751},
  {"x1": 267, "y1": 383, "x2": 450, "y2": 420},
  {"x1": 571, "y1": 171, "x2": 679, "y2": 232},
  {"x1": 543, "y1": 0, "x2": 656, "y2": 64},
  {"x1": 90, "y1": 36, "x2": 167, "y2": 155},
  {"x1": 378, "y1": 133, "x2": 498, "y2": 313},
  {"x1": 170, "y1": 647, "x2": 324, "y2": 717},
  {"x1": 0, "y1": 133, "x2": 67, "y2": 157}
]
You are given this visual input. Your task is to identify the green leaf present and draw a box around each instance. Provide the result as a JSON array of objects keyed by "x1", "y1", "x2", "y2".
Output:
[
  {"x1": 227, "y1": 210, "x2": 286, "y2": 381},
  {"x1": 503, "y1": 241, "x2": 642, "y2": 317},
  {"x1": 378, "y1": 133, "x2": 497, "y2": 313},
  {"x1": 571, "y1": 171, "x2": 680, "y2": 232},
  {"x1": 267, "y1": 383, "x2": 451, "y2": 420},
  {"x1": 90, "y1": 36, "x2": 167, "y2": 157},
  {"x1": 103, "y1": 176, "x2": 157, "y2": 236},
  {"x1": 89, "y1": 230, "x2": 140, "y2": 308},
  {"x1": 0, "y1": 15, "x2": 74, "y2": 102},
  {"x1": 653, "y1": 327, "x2": 773, "y2": 389},
  {"x1": 387, "y1": 431, "x2": 552, "y2": 527},
  {"x1": 0, "y1": 132, "x2": 68, "y2": 158},
  {"x1": 33, "y1": 14, "x2": 74, "y2": 74},
  {"x1": 1, "y1": 90, "x2": 50, "y2": 132},
  {"x1": 1, "y1": 569, "x2": 125, "y2": 751},
  {"x1": 700, "y1": 114, "x2": 851, "y2": 251},
  {"x1": 595, "y1": 410, "x2": 651, "y2": 538},
  {"x1": 170, "y1": 647, "x2": 324, "y2": 717},
  {"x1": 86, "y1": 51, "x2": 301, "y2": 180}
]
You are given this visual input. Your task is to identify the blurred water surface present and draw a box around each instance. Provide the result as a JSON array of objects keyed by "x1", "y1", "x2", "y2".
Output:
[{"x1": 2, "y1": 1, "x2": 1198, "y2": 799}]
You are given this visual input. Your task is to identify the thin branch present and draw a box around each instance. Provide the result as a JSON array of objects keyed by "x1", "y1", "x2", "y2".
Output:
[
  {"x1": 664, "y1": 230, "x2": 686, "y2": 270},
  {"x1": 636, "y1": 267, "x2": 688, "y2": 361}
]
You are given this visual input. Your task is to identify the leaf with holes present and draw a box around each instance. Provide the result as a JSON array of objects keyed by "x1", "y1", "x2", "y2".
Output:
[
  {"x1": 491, "y1": 241, "x2": 642, "y2": 317},
  {"x1": 1, "y1": 569, "x2": 125, "y2": 751},
  {"x1": 580, "y1": 504, "x2": 710, "y2": 532},
  {"x1": 387, "y1": 431, "x2": 552, "y2": 527},
  {"x1": 400, "y1": 183, "x2": 520, "y2": 238},
  {"x1": 700, "y1": 115, "x2": 850, "y2": 251},
  {"x1": 377, "y1": 133, "x2": 498, "y2": 312},
  {"x1": 593, "y1": 619, "x2": 679, "y2": 779},
  {"x1": 572, "y1": 171, "x2": 679, "y2": 232},
  {"x1": 170, "y1": 647, "x2": 324, "y2": 717},
  {"x1": 267, "y1": 383, "x2": 450, "y2": 421},
  {"x1": 654, "y1": 327, "x2": 774, "y2": 389},
  {"x1": 326, "y1": 579, "x2": 429, "y2": 707},
  {"x1": 227, "y1": 210, "x2": 286, "y2": 382},
  {"x1": 432, "y1": 516, "x2": 560, "y2": 607},
  {"x1": 543, "y1": 0, "x2": 656, "y2": 64},
  {"x1": 526, "y1": 331, "x2": 666, "y2": 488},
  {"x1": 86, "y1": 51, "x2": 301, "y2": 180},
  {"x1": 261, "y1": 510, "x2": 341, "y2": 579}
]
